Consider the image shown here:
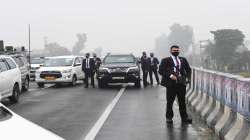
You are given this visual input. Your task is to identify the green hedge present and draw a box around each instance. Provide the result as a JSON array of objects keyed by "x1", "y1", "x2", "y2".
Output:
[{"x1": 239, "y1": 72, "x2": 250, "y2": 78}]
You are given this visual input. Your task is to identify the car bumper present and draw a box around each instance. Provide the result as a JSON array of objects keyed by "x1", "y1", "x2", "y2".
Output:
[
  {"x1": 35, "y1": 73, "x2": 73, "y2": 83},
  {"x1": 98, "y1": 73, "x2": 140, "y2": 83}
]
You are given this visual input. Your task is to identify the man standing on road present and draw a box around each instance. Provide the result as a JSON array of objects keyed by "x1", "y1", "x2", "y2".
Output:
[
  {"x1": 148, "y1": 52, "x2": 160, "y2": 85},
  {"x1": 159, "y1": 45, "x2": 192, "y2": 124},
  {"x1": 92, "y1": 53, "x2": 102, "y2": 79},
  {"x1": 140, "y1": 51, "x2": 150, "y2": 87},
  {"x1": 82, "y1": 53, "x2": 95, "y2": 88}
]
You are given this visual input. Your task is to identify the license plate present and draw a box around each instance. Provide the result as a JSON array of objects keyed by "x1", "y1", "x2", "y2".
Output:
[
  {"x1": 112, "y1": 77, "x2": 124, "y2": 80},
  {"x1": 45, "y1": 76, "x2": 56, "y2": 80}
]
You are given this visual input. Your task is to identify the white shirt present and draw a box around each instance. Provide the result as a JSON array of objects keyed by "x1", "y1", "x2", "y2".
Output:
[
  {"x1": 150, "y1": 57, "x2": 154, "y2": 65},
  {"x1": 170, "y1": 55, "x2": 181, "y2": 78},
  {"x1": 86, "y1": 58, "x2": 89, "y2": 68}
]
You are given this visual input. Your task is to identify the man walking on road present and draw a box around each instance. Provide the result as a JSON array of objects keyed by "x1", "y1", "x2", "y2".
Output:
[
  {"x1": 140, "y1": 51, "x2": 150, "y2": 87},
  {"x1": 148, "y1": 52, "x2": 160, "y2": 85},
  {"x1": 159, "y1": 45, "x2": 192, "y2": 124},
  {"x1": 82, "y1": 53, "x2": 95, "y2": 88}
]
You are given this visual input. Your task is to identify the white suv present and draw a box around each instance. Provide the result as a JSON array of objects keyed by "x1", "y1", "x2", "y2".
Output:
[
  {"x1": 35, "y1": 56, "x2": 85, "y2": 87},
  {"x1": 0, "y1": 55, "x2": 21, "y2": 103}
]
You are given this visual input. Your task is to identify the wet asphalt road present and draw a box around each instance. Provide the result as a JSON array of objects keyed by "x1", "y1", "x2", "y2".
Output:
[{"x1": 4, "y1": 82, "x2": 218, "y2": 140}]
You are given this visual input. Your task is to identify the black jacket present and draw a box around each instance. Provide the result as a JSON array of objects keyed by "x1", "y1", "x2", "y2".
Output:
[
  {"x1": 140, "y1": 56, "x2": 150, "y2": 71},
  {"x1": 93, "y1": 57, "x2": 102, "y2": 69},
  {"x1": 82, "y1": 58, "x2": 95, "y2": 72},
  {"x1": 159, "y1": 56, "x2": 191, "y2": 87},
  {"x1": 148, "y1": 57, "x2": 159, "y2": 69}
]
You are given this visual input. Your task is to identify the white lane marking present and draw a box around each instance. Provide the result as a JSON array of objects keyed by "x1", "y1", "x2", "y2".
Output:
[{"x1": 82, "y1": 87, "x2": 126, "y2": 140}]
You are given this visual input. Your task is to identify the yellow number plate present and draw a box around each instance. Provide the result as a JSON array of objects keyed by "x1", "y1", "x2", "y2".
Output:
[{"x1": 45, "y1": 76, "x2": 56, "y2": 80}]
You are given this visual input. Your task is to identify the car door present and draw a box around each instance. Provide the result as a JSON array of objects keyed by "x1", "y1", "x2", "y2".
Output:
[
  {"x1": 0, "y1": 59, "x2": 10, "y2": 98},
  {"x1": 74, "y1": 57, "x2": 84, "y2": 79}
]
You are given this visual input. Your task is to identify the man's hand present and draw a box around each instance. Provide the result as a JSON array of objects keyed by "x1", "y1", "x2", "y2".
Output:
[{"x1": 170, "y1": 74, "x2": 177, "y2": 81}]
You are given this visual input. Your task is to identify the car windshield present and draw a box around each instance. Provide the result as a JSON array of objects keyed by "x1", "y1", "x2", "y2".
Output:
[
  {"x1": 104, "y1": 55, "x2": 135, "y2": 64},
  {"x1": 31, "y1": 59, "x2": 44, "y2": 64},
  {"x1": 44, "y1": 58, "x2": 73, "y2": 67}
]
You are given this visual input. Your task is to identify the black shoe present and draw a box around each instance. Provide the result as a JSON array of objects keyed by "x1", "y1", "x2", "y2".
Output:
[
  {"x1": 182, "y1": 118, "x2": 192, "y2": 124},
  {"x1": 166, "y1": 118, "x2": 173, "y2": 124}
]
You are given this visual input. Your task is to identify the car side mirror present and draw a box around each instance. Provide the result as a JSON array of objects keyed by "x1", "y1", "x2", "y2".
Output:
[{"x1": 74, "y1": 63, "x2": 81, "y2": 67}]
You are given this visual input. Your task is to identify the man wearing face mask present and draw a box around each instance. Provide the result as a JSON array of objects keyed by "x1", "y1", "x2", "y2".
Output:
[
  {"x1": 82, "y1": 53, "x2": 95, "y2": 88},
  {"x1": 148, "y1": 52, "x2": 160, "y2": 85},
  {"x1": 159, "y1": 45, "x2": 192, "y2": 124},
  {"x1": 140, "y1": 51, "x2": 150, "y2": 87},
  {"x1": 92, "y1": 53, "x2": 102, "y2": 79}
]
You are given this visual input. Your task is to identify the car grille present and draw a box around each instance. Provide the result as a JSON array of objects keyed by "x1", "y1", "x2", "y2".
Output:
[
  {"x1": 40, "y1": 71, "x2": 62, "y2": 78},
  {"x1": 109, "y1": 67, "x2": 128, "y2": 73}
]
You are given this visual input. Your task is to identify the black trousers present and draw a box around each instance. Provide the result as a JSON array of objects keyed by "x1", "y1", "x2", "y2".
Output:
[
  {"x1": 142, "y1": 70, "x2": 148, "y2": 86},
  {"x1": 166, "y1": 83, "x2": 188, "y2": 120},
  {"x1": 149, "y1": 67, "x2": 159, "y2": 84},
  {"x1": 84, "y1": 69, "x2": 94, "y2": 87}
]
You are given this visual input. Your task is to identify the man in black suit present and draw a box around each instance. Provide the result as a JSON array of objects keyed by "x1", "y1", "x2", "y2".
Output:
[
  {"x1": 92, "y1": 53, "x2": 102, "y2": 79},
  {"x1": 148, "y1": 52, "x2": 160, "y2": 85},
  {"x1": 140, "y1": 51, "x2": 150, "y2": 87},
  {"x1": 82, "y1": 53, "x2": 95, "y2": 88},
  {"x1": 159, "y1": 45, "x2": 192, "y2": 124}
]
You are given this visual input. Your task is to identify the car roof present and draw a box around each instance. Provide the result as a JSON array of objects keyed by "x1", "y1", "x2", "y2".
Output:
[
  {"x1": 46, "y1": 55, "x2": 79, "y2": 59},
  {"x1": 0, "y1": 55, "x2": 13, "y2": 58}
]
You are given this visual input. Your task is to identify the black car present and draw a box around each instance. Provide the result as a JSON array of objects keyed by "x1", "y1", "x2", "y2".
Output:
[{"x1": 97, "y1": 54, "x2": 141, "y2": 88}]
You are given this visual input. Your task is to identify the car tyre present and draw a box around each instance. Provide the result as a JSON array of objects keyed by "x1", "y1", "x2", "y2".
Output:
[
  {"x1": 37, "y1": 82, "x2": 44, "y2": 88},
  {"x1": 71, "y1": 75, "x2": 77, "y2": 86},
  {"x1": 98, "y1": 80, "x2": 106, "y2": 88},
  {"x1": 9, "y1": 84, "x2": 20, "y2": 103},
  {"x1": 22, "y1": 77, "x2": 29, "y2": 92},
  {"x1": 135, "y1": 79, "x2": 141, "y2": 88}
]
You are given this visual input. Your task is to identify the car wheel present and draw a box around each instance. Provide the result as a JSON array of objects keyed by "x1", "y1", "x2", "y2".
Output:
[
  {"x1": 98, "y1": 80, "x2": 106, "y2": 88},
  {"x1": 135, "y1": 79, "x2": 141, "y2": 88},
  {"x1": 22, "y1": 77, "x2": 29, "y2": 92},
  {"x1": 71, "y1": 75, "x2": 77, "y2": 86},
  {"x1": 9, "y1": 84, "x2": 20, "y2": 103},
  {"x1": 37, "y1": 83, "x2": 44, "y2": 88}
]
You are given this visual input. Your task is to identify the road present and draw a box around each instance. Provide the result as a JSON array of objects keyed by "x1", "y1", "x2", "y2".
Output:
[{"x1": 4, "y1": 82, "x2": 218, "y2": 140}]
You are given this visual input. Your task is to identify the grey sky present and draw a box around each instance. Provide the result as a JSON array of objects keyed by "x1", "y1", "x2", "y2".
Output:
[{"x1": 1, "y1": 0, "x2": 249, "y2": 55}]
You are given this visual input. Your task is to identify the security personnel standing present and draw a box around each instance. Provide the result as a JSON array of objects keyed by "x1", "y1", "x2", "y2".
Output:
[
  {"x1": 148, "y1": 52, "x2": 160, "y2": 85},
  {"x1": 159, "y1": 45, "x2": 192, "y2": 124},
  {"x1": 140, "y1": 51, "x2": 150, "y2": 87},
  {"x1": 92, "y1": 53, "x2": 102, "y2": 78},
  {"x1": 82, "y1": 53, "x2": 95, "y2": 88}
]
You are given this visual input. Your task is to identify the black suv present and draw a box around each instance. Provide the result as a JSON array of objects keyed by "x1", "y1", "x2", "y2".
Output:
[{"x1": 97, "y1": 54, "x2": 141, "y2": 88}]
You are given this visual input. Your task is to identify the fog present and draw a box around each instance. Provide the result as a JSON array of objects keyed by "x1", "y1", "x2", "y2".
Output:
[{"x1": 1, "y1": 0, "x2": 250, "y2": 56}]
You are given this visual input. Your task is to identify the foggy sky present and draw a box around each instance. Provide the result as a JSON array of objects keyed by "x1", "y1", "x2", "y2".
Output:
[{"x1": 1, "y1": 0, "x2": 250, "y2": 56}]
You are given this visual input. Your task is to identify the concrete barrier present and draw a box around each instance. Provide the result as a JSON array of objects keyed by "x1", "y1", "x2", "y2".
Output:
[{"x1": 188, "y1": 67, "x2": 250, "y2": 140}]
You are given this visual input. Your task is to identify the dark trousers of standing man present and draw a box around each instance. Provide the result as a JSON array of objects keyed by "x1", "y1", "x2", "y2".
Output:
[
  {"x1": 84, "y1": 69, "x2": 94, "y2": 88},
  {"x1": 149, "y1": 67, "x2": 159, "y2": 85},
  {"x1": 166, "y1": 83, "x2": 188, "y2": 120},
  {"x1": 142, "y1": 70, "x2": 148, "y2": 87}
]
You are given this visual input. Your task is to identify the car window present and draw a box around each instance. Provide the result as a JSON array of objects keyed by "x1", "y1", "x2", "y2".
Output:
[
  {"x1": 31, "y1": 58, "x2": 44, "y2": 64},
  {"x1": 0, "y1": 60, "x2": 9, "y2": 72},
  {"x1": 44, "y1": 58, "x2": 74, "y2": 67},
  {"x1": 74, "y1": 58, "x2": 81, "y2": 65},
  {"x1": 104, "y1": 55, "x2": 135, "y2": 64},
  {"x1": 12, "y1": 57, "x2": 24, "y2": 67},
  {"x1": 5, "y1": 58, "x2": 17, "y2": 69}
]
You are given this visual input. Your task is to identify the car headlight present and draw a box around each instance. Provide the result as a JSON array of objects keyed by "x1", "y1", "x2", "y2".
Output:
[
  {"x1": 99, "y1": 67, "x2": 109, "y2": 73},
  {"x1": 127, "y1": 66, "x2": 139, "y2": 72},
  {"x1": 62, "y1": 69, "x2": 72, "y2": 73}
]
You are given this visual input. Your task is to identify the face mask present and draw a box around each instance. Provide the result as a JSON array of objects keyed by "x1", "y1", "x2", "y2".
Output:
[{"x1": 171, "y1": 52, "x2": 179, "y2": 57}]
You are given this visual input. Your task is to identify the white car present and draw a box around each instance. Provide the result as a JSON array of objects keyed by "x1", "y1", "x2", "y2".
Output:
[
  {"x1": 0, "y1": 103, "x2": 64, "y2": 140},
  {"x1": 30, "y1": 57, "x2": 46, "y2": 81},
  {"x1": 35, "y1": 56, "x2": 85, "y2": 87},
  {"x1": 0, "y1": 55, "x2": 21, "y2": 103}
]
